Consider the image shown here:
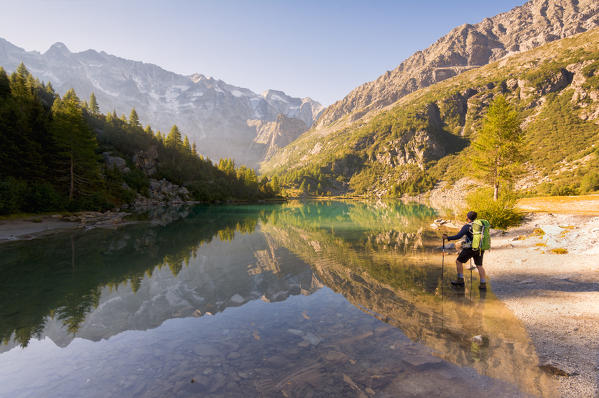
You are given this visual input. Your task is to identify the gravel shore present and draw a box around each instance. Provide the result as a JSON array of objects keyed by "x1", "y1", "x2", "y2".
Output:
[{"x1": 479, "y1": 213, "x2": 599, "y2": 398}]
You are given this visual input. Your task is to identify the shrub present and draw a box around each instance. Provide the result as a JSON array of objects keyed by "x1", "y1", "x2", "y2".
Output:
[
  {"x1": 580, "y1": 172, "x2": 599, "y2": 193},
  {"x1": 23, "y1": 182, "x2": 64, "y2": 212},
  {"x1": 465, "y1": 188, "x2": 522, "y2": 229},
  {"x1": 0, "y1": 178, "x2": 27, "y2": 214}
]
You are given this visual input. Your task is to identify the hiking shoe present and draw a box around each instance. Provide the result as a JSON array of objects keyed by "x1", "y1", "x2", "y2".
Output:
[
  {"x1": 451, "y1": 278, "x2": 465, "y2": 287},
  {"x1": 479, "y1": 282, "x2": 487, "y2": 290}
]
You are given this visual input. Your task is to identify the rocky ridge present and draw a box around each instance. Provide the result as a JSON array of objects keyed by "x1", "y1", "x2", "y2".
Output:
[
  {"x1": 263, "y1": 27, "x2": 599, "y2": 196},
  {"x1": 314, "y1": 0, "x2": 599, "y2": 129}
]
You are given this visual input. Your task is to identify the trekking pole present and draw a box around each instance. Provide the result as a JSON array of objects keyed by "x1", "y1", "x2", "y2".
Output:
[
  {"x1": 441, "y1": 238, "x2": 445, "y2": 280},
  {"x1": 469, "y1": 258, "x2": 473, "y2": 299},
  {"x1": 441, "y1": 237, "x2": 445, "y2": 331}
]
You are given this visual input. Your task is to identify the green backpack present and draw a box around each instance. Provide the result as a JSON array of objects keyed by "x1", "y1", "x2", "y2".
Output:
[{"x1": 472, "y1": 219, "x2": 491, "y2": 251}]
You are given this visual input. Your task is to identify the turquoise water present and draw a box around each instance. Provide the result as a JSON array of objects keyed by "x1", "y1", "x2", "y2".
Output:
[{"x1": 0, "y1": 202, "x2": 555, "y2": 397}]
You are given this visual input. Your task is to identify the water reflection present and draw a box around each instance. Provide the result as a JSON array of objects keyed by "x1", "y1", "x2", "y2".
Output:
[
  {"x1": 262, "y1": 200, "x2": 556, "y2": 397},
  {"x1": 0, "y1": 205, "x2": 315, "y2": 350},
  {"x1": 0, "y1": 201, "x2": 557, "y2": 397}
]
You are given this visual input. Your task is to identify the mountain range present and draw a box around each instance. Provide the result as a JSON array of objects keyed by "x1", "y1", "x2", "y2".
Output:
[
  {"x1": 0, "y1": 38, "x2": 323, "y2": 168},
  {"x1": 2, "y1": 0, "x2": 598, "y2": 195},
  {"x1": 263, "y1": 0, "x2": 599, "y2": 197}
]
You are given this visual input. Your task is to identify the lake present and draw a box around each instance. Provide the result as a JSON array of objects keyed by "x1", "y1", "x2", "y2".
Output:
[{"x1": 0, "y1": 201, "x2": 557, "y2": 397}]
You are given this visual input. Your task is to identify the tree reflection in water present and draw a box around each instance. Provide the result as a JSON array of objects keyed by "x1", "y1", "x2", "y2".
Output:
[{"x1": 0, "y1": 201, "x2": 557, "y2": 397}]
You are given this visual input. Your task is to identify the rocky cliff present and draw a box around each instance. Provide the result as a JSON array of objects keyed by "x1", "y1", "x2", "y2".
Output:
[
  {"x1": 0, "y1": 39, "x2": 323, "y2": 168},
  {"x1": 249, "y1": 114, "x2": 309, "y2": 161},
  {"x1": 314, "y1": 0, "x2": 599, "y2": 129}
]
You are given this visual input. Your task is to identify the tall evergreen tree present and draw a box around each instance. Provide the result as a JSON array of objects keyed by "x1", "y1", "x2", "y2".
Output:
[
  {"x1": 88, "y1": 92, "x2": 100, "y2": 116},
  {"x1": 192, "y1": 142, "x2": 198, "y2": 155},
  {"x1": 471, "y1": 95, "x2": 525, "y2": 200},
  {"x1": 166, "y1": 125, "x2": 182, "y2": 148},
  {"x1": 10, "y1": 63, "x2": 32, "y2": 98},
  {"x1": 0, "y1": 67, "x2": 10, "y2": 98},
  {"x1": 51, "y1": 89, "x2": 100, "y2": 201},
  {"x1": 129, "y1": 107, "x2": 140, "y2": 128},
  {"x1": 183, "y1": 136, "x2": 192, "y2": 152},
  {"x1": 144, "y1": 125, "x2": 153, "y2": 136}
]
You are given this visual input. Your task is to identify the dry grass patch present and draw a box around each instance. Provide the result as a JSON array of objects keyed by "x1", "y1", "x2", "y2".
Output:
[{"x1": 550, "y1": 248, "x2": 569, "y2": 254}]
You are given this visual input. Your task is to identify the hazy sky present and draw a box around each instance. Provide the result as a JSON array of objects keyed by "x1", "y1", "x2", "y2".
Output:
[{"x1": 0, "y1": 0, "x2": 525, "y2": 105}]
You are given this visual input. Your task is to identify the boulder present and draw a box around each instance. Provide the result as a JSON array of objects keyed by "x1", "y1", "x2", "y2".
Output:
[{"x1": 102, "y1": 152, "x2": 130, "y2": 173}]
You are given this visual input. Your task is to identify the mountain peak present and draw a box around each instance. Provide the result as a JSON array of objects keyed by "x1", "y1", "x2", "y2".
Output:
[
  {"x1": 262, "y1": 89, "x2": 289, "y2": 102},
  {"x1": 190, "y1": 73, "x2": 207, "y2": 83},
  {"x1": 45, "y1": 42, "x2": 71, "y2": 56}
]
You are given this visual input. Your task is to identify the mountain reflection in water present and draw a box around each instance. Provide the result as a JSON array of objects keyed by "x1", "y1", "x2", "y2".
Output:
[{"x1": 0, "y1": 201, "x2": 557, "y2": 397}]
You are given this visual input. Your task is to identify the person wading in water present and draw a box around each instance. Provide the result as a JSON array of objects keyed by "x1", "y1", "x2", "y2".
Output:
[{"x1": 443, "y1": 211, "x2": 488, "y2": 290}]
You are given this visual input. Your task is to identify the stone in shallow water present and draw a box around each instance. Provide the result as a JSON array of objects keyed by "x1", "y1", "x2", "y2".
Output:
[
  {"x1": 303, "y1": 332, "x2": 322, "y2": 346},
  {"x1": 230, "y1": 294, "x2": 244, "y2": 304},
  {"x1": 324, "y1": 350, "x2": 347, "y2": 362}
]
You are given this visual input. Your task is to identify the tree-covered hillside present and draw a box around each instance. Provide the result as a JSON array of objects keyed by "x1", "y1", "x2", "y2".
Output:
[
  {"x1": 263, "y1": 28, "x2": 599, "y2": 197},
  {"x1": 0, "y1": 64, "x2": 279, "y2": 214}
]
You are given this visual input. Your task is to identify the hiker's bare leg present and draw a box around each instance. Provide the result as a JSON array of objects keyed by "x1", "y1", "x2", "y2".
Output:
[
  {"x1": 477, "y1": 266, "x2": 487, "y2": 280},
  {"x1": 456, "y1": 259, "x2": 464, "y2": 275}
]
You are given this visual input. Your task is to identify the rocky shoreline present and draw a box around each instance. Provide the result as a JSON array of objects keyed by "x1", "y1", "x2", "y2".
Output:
[{"x1": 440, "y1": 212, "x2": 599, "y2": 398}]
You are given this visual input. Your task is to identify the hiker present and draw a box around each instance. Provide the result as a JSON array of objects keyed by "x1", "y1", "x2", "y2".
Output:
[{"x1": 443, "y1": 211, "x2": 488, "y2": 290}]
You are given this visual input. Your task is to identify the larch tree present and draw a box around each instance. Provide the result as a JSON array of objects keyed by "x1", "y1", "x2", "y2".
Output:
[
  {"x1": 471, "y1": 95, "x2": 525, "y2": 200},
  {"x1": 129, "y1": 108, "x2": 141, "y2": 128},
  {"x1": 166, "y1": 125, "x2": 182, "y2": 148},
  {"x1": 88, "y1": 92, "x2": 100, "y2": 116},
  {"x1": 183, "y1": 136, "x2": 192, "y2": 153}
]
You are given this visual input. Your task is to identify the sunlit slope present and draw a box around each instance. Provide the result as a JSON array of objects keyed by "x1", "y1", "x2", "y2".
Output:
[{"x1": 262, "y1": 28, "x2": 599, "y2": 196}]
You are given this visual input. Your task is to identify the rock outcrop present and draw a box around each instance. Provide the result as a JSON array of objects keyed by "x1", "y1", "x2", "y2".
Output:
[
  {"x1": 250, "y1": 114, "x2": 308, "y2": 161},
  {"x1": 315, "y1": 0, "x2": 599, "y2": 128},
  {"x1": 133, "y1": 178, "x2": 191, "y2": 209}
]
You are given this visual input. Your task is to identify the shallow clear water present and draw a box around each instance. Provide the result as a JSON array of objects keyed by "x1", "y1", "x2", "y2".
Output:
[{"x1": 0, "y1": 201, "x2": 556, "y2": 397}]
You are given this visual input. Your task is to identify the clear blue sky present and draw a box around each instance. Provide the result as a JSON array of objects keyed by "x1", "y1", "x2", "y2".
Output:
[{"x1": 0, "y1": 0, "x2": 525, "y2": 105}]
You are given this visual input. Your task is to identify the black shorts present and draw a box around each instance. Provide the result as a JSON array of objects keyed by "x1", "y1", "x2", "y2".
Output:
[{"x1": 457, "y1": 248, "x2": 484, "y2": 266}]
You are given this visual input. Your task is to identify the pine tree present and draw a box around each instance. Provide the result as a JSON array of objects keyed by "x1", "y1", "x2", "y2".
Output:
[
  {"x1": 0, "y1": 67, "x2": 10, "y2": 98},
  {"x1": 129, "y1": 107, "x2": 140, "y2": 128},
  {"x1": 192, "y1": 142, "x2": 198, "y2": 155},
  {"x1": 471, "y1": 95, "x2": 525, "y2": 200},
  {"x1": 270, "y1": 176, "x2": 280, "y2": 193},
  {"x1": 51, "y1": 89, "x2": 100, "y2": 201},
  {"x1": 183, "y1": 136, "x2": 192, "y2": 152},
  {"x1": 10, "y1": 63, "x2": 32, "y2": 98},
  {"x1": 88, "y1": 92, "x2": 100, "y2": 115},
  {"x1": 166, "y1": 125, "x2": 182, "y2": 148},
  {"x1": 144, "y1": 125, "x2": 153, "y2": 136}
]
